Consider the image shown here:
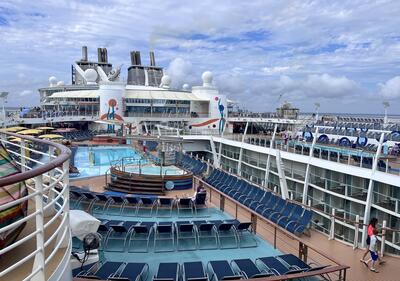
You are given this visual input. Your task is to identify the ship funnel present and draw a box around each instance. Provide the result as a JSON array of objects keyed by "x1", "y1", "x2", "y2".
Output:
[
  {"x1": 97, "y1": 48, "x2": 108, "y2": 63},
  {"x1": 135, "y1": 51, "x2": 142, "y2": 65},
  {"x1": 130, "y1": 51, "x2": 137, "y2": 65},
  {"x1": 149, "y1": 51, "x2": 156, "y2": 66},
  {"x1": 82, "y1": 46, "x2": 88, "y2": 61}
]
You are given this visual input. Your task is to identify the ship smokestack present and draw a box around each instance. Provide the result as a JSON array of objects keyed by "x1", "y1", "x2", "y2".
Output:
[
  {"x1": 130, "y1": 51, "x2": 137, "y2": 65},
  {"x1": 82, "y1": 46, "x2": 88, "y2": 61},
  {"x1": 149, "y1": 51, "x2": 156, "y2": 66},
  {"x1": 135, "y1": 51, "x2": 141, "y2": 65},
  {"x1": 97, "y1": 48, "x2": 108, "y2": 63}
]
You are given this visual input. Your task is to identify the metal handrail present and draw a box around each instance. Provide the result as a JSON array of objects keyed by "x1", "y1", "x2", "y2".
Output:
[{"x1": 0, "y1": 131, "x2": 71, "y2": 281}]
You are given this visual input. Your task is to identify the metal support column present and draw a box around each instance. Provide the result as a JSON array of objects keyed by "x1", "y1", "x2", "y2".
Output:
[
  {"x1": 263, "y1": 124, "x2": 277, "y2": 188},
  {"x1": 237, "y1": 122, "x2": 249, "y2": 177},
  {"x1": 361, "y1": 132, "x2": 385, "y2": 247},
  {"x1": 302, "y1": 127, "x2": 319, "y2": 205}
]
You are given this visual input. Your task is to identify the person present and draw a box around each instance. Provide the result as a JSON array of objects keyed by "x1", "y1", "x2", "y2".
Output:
[
  {"x1": 365, "y1": 228, "x2": 380, "y2": 273},
  {"x1": 360, "y1": 218, "x2": 378, "y2": 263},
  {"x1": 191, "y1": 183, "x2": 206, "y2": 202}
]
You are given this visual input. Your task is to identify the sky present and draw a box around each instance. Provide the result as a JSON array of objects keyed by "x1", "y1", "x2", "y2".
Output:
[{"x1": 1, "y1": 0, "x2": 400, "y2": 114}]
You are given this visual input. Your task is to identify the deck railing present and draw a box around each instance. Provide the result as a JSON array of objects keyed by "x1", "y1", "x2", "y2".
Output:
[{"x1": 0, "y1": 132, "x2": 71, "y2": 281}]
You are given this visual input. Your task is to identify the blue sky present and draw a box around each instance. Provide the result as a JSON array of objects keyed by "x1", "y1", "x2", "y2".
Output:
[{"x1": 1, "y1": 0, "x2": 400, "y2": 114}]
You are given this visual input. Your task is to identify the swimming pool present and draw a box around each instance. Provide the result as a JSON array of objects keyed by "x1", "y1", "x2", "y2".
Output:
[
  {"x1": 73, "y1": 146, "x2": 142, "y2": 178},
  {"x1": 72, "y1": 146, "x2": 184, "y2": 178}
]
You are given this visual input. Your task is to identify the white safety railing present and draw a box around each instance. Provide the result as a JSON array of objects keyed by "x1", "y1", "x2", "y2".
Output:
[{"x1": 0, "y1": 132, "x2": 71, "y2": 281}]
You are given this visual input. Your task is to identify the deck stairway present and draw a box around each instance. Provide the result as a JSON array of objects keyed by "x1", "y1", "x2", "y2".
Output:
[{"x1": 106, "y1": 167, "x2": 165, "y2": 195}]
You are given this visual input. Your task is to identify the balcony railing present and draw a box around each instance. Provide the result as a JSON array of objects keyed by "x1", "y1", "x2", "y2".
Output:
[{"x1": 0, "y1": 132, "x2": 71, "y2": 281}]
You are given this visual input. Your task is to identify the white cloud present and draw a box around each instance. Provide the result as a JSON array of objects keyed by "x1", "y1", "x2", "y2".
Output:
[
  {"x1": 379, "y1": 76, "x2": 400, "y2": 99},
  {"x1": 261, "y1": 65, "x2": 302, "y2": 75},
  {"x1": 19, "y1": 90, "x2": 32, "y2": 96}
]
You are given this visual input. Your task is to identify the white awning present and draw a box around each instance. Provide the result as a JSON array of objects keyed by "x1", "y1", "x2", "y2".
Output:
[
  {"x1": 50, "y1": 90, "x2": 100, "y2": 98},
  {"x1": 125, "y1": 90, "x2": 209, "y2": 101}
]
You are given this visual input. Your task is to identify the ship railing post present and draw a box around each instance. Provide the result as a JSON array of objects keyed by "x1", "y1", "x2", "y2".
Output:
[
  {"x1": 385, "y1": 159, "x2": 389, "y2": 173},
  {"x1": 20, "y1": 140, "x2": 26, "y2": 172},
  {"x1": 353, "y1": 215, "x2": 360, "y2": 249},
  {"x1": 380, "y1": 220, "x2": 387, "y2": 257},
  {"x1": 32, "y1": 174, "x2": 46, "y2": 281},
  {"x1": 329, "y1": 208, "x2": 335, "y2": 240}
]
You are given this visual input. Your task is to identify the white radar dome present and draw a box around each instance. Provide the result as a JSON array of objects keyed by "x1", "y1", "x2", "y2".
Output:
[
  {"x1": 49, "y1": 76, "x2": 57, "y2": 87},
  {"x1": 202, "y1": 71, "x2": 213, "y2": 87},
  {"x1": 84, "y1": 69, "x2": 98, "y2": 84},
  {"x1": 56, "y1": 81, "x2": 65, "y2": 86},
  {"x1": 161, "y1": 75, "x2": 171, "y2": 88},
  {"x1": 182, "y1": 83, "x2": 190, "y2": 91}
]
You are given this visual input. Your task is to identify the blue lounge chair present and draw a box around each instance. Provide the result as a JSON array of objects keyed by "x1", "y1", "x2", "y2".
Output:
[
  {"x1": 108, "y1": 262, "x2": 149, "y2": 281},
  {"x1": 122, "y1": 196, "x2": 140, "y2": 216},
  {"x1": 224, "y1": 220, "x2": 257, "y2": 248},
  {"x1": 138, "y1": 197, "x2": 156, "y2": 217},
  {"x1": 80, "y1": 261, "x2": 123, "y2": 280},
  {"x1": 193, "y1": 192, "x2": 208, "y2": 216},
  {"x1": 153, "y1": 262, "x2": 179, "y2": 281},
  {"x1": 207, "y1": 260, "x2": 243, "y2": 281},
  {"x1": 277, "y1": 204, "x2": 304, "y2": 228},
  {"x1": 286, "y1": 210, "x2": 313, "y2": 234},
  {"x1": 255, "y1": 257, "x2": 304, "y2": 276},
  {"x1": 269, "y1": 203, "x2": 295, "y2": 223},
  {"x1": 231, "y1": 259, "x2": 273, "y2": 279},
  {"x1": 176, "y1": 221, "x2": 197, "y2": 251},
  {"x1": 128, "y1": 222, "x2": 155, "y2": 252},
  {"x1": 178, "y1": 198, "x2": 194, "y2": 217},
  {"x1": 193, "y1": 220, "x2": 218, "y2": 249},
  {"x1": 261, "y1": 197, "x2": 286, "y2": 218},
  {"x1": 105, "y1": 221, "x2": 139, "y2": 252},
  {"x1": 106, "y1": 195, "x2": 127, "y2": 215},
  {"x1": 154, "y1": 222, "x2": 175, "y2": 252},
  {"x1": 182, "y1": 261, "x2": 209, "y2": 281},
  {"x1": 156, "y1": 198, "x2": 174, "y2": 217},
  {"x1": 212, "y1": 220, "x2": 238, "y2": 249}
]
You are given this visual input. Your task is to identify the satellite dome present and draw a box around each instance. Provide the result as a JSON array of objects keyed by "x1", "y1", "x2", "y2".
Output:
[
  {"x1": 202, "y1": 71, "x2": 213, "y2": 87},
  {"x1": 161, "y1": 75, "x2": 171, "y2": 88},
  {"x1": 56, "y1": 81, "x2": 65, "y2": 86},
  {"x1": 182, "y1": 83, "x2": 190, "y2": 91},
  {"x1": 84, "y1": 69, "x2": 98, "y2": 84},
  {"x1": 49, "y1": 76, "x2": 57, "y2": 87}
]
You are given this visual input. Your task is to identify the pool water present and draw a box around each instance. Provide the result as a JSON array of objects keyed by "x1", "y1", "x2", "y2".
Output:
[
  {"x1": 73, "y1": 146, "x2": 185, "y2": 178},
  {"x1": 73, "y1": 146, "x2": 141, "y2": 178},
  {"x1": 124, "y1": 164, "x2": 185, "y2": 175}
]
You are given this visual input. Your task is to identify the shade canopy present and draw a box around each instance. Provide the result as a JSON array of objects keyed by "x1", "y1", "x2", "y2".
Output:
[
  {"x1": 53, "y1": 128, "x2": 77, "y2": 133},
  {"x1": 38, "y1": 134, "x2": 64, "y2": 139},
  {"x1": 36, "y1": 126, "x2": 55, "y2": 130},
  {"x1": 17, "y1": 129, "x2": 43, "y2": 135},
  {"x1": 2, "y1": 126, "x2": 27, "y2": 132}
]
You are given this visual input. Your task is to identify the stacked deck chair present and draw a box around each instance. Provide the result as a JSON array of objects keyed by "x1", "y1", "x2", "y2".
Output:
[
  {"x1": 178, "y1": 198, "x2": 194, "y2": 217},
  {"x1": 207, "y1": 260, "x2": 243, "y2": 281},
  {"x1": 153, "y1": 262, "x2": 179, "y2": 281},
  {"x1": 138, "y1": 197, "x2": 157, "y2": 217},
  {"x1": 231, "y1": 259, "x2": 274, "y2": 279},
  {"x1": 278, "y1": 254, "x2": 329, "y2": 273},
  {"x1": 255, "y1": 256, "x2": 305, "y2": 276}
]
